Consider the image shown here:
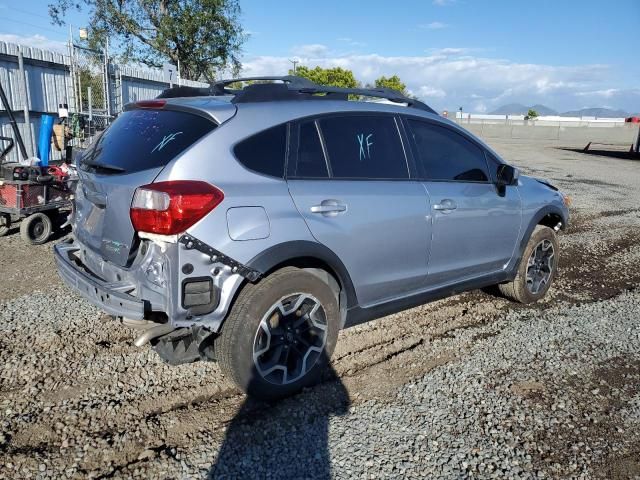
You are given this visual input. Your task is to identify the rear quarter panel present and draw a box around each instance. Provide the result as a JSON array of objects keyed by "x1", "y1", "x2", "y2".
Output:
[{"x1": 153, "y1": 105, "x2": 317, "y2": 265}]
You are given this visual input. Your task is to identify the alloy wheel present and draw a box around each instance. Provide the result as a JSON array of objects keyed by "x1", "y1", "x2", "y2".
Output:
[
  {"x1": 526, "y1": 239, "x2": 555, "y2": 295},
  {"x1": 252, "y1": 293, "x2": 328, "y2": 385}
]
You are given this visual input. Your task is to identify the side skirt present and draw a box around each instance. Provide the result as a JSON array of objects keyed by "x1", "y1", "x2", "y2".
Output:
[{"x1": 344, "y1": 270, "x2": 512, "y2": 328}]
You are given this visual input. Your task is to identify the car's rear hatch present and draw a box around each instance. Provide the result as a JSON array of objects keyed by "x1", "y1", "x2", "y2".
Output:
[{"x1": 74, "y1": 100, "x2": 234, "y2": 267}]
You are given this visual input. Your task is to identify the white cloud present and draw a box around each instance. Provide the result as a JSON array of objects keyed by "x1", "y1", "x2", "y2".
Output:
[
  {"x1": 0, "y1": 33, "x2": 67, "y2": 53},
  {"x1": 290, "y1": 44, "x2": 330, "y2": 58},
  {"x1": 433, "y1": 0, "x2": 456, "y2": 5},
  {"x1": 473, "y1": 101, "x2": 488, "y2": 113},
  {"x1": 420, "y1": 21, "x2": 449, "y2": 30},
  {"x1": 417, "y1": 85, "x2": 447, "y2": 98},
  {"x1": 337, "y1": 37, "x2": 366, "y2": 48},
  {"x1": 427, "y1": 47, "x2": 470, "y2": 56},
  {"x1": 575, "y1": 88, "x2": 620, "y2": 98},
  {"x1": 241, "y1": 50, "x2": 639, "y2": 112}
]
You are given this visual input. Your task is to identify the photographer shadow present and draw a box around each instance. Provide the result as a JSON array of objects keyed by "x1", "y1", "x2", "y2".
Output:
[{"x1": 208, "y1": 358, "x2": 349, "y2": 480}]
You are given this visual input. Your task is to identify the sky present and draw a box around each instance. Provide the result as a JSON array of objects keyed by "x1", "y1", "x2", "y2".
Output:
[{"x1": 1, "y1": 0, "x2": 639, "y2": 113}]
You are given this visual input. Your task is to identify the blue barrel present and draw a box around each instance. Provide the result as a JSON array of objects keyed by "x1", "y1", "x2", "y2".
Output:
[{"x1": 37, "y1": 114, "x2": 55, "y2": 166}]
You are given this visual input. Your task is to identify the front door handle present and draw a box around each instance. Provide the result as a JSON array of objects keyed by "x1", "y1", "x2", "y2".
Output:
[
  {"x1": 433, "y1": 199, "x2": 457, "y2": 212},
  {"x1": 310, "y1": 199, "x2": 347, "y2": 216}
]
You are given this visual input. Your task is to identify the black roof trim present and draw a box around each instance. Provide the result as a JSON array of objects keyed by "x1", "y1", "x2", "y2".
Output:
[{"x1": 157, "y1": 75, "x2": 437, "y2": 114}]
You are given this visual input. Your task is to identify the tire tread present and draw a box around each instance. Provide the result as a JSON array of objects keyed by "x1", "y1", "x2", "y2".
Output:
[{"x1": 217, "y1": 267, "x2": 304, "y2": 392}]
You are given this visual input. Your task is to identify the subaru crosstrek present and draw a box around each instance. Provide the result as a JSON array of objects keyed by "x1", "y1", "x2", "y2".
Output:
[{"x1": 54, "y1": 76, "x2": 570, "y2": 399}]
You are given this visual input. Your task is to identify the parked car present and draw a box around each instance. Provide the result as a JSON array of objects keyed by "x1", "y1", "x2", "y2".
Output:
[{"x1": 54, "y1": 76, "x2": 570, "y2": 399}]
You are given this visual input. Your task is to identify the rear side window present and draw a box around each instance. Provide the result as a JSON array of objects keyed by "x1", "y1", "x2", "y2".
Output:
[
  {"x1": 407, "y1": 119, "x2": 489, "y2": 182},
  {"x1": 318, "y1": 115, "x2": 408, "y2": 179},
  {"x1": 293, "y1": 121, "x2": 329, "y2": 178},
  {"x1": 81, "y1": 109, "x2": 215, "y2": 174},
  {"x1": 234, "y1": 124, "x2": 287, "y2": 178}
]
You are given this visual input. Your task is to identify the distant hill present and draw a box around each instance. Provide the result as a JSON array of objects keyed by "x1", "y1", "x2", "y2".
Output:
[
  {"x1": 489, "y1": 103, "x2": 527, "y2": 115},
  {"x1": 529, "y1": 104, "x2": 558, "y2": 116},
  {"x1": 489, "y1": 103, "x2": 557, "y2": 115},
  {"x1": 560, "y1": 107, "x2": 630, "y2": 118},
  {"x1": 489, "y1": 104, "x2": 632, "y2": 118}
]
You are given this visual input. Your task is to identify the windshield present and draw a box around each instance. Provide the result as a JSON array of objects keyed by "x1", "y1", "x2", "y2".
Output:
[{"x1": 81, "y1": 109, "x2": 216, "y2": 174}]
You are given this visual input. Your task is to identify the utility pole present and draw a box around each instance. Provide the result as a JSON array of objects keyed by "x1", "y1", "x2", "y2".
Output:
[{"x1": 289, "y1": 58, "x2": 299, "y2": 74}]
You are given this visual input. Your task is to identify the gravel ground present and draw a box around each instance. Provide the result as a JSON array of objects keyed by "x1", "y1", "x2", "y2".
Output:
[{"x1": 1, "y1": 139, "x2": 639, "y2": 479}]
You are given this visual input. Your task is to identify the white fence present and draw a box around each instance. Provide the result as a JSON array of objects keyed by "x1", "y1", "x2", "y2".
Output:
[{"x1": 456, "y1": 119, "x2": 640, "y2": 151}]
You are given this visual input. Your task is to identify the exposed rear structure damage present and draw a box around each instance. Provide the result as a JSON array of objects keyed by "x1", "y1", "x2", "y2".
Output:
[{"x1": 54, "y1": 76, "x2": 569, "y2": 399}]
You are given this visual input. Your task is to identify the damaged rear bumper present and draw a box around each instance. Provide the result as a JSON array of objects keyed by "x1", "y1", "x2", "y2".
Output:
[
  {"x1": 54, "y1": 235, "x2": 252, "y2": 332},
  {"x1": 54, "y1": 241, "x2": 145, "y2": 319}
]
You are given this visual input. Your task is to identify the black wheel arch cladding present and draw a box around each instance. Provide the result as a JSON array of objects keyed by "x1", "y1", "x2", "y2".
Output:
[
  {"x1": 246, "y1": 240, "x2": 358, "y2": 309},
  {"x1": 511, "y1": 205, "x2": 566, "y2": 272}
]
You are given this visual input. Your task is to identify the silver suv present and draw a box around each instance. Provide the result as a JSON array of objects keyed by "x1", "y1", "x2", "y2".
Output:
[{"x1": 55, "y1": 76, "x2": 570, "y2": 399}]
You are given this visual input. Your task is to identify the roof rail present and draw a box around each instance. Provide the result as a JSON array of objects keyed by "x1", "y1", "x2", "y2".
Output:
[
  {"x1": 210, "y1": 75, "x2": 318, "y2": 94},
  {"x1": 158, "y1": 75, "x2": 437, "y2": 114},
  {"x1": 213, "y1": 76, "x2": 437, "y2": 113}
]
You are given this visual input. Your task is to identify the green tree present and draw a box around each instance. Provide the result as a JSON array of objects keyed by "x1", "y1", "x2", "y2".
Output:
[
  {"x1": 527, "y1": 109, "x2": 539, "y2": 119},
  {"x1": 49, "y1": 0, "x2": 246, "y2": 81},
  {"x1": 289, "y1": 65, "x2": 359, "y2": 89},
  {"x1": 77, "y1": 66, "x2": 104, "y2": 111},
  {"x1": 372, "y1": 75, "x2": 408, "y2": 96}
]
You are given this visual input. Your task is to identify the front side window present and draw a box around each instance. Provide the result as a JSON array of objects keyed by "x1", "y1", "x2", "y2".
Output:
[
  {"x1": 234, "y1": 124, "x2": 287, "y2": 178},
  {"x1": 317, "y1": 115, "x2": 409, "y2": 179},
  {"x1": 407, "y1": 119, "x2": 489, "y2": 182}
]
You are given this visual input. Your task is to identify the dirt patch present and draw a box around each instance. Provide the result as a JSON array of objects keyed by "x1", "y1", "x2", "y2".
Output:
[
  {"x1": 600, "y1": 208, "x2": 640, "y2": 218},
  {"x1": 560, "y1": 230, "x2": 640, "y2": 300},
  {"x1": 510, "y1": 380, "x2": 546, "y2": 400},
  {"x1": 0, "y1": 233, "x2": 67, "y2": 303},
  {"x1": 600, "y1": 451, "x2": 640, "y2": 480},
  {"x1": 592, "y1": 357, "x2": 640, "y2": 397}
]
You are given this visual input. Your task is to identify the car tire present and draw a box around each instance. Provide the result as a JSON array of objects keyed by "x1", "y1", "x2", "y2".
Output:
[
  {"x1": 0, "y1": 214, "x2": 10, "y2": 237},
  {"x1": 499, "y1": 225, "x2": 559, "y2": 304},
  {"x1": 217, "y1": 267, "x2": 340, "y2": 400},
  {"x1": 20, "y1": 213, "x2": 53, "y2": 245}
]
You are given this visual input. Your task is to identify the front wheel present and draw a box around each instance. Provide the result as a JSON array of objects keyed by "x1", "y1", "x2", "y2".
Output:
[
  {"x1": 499, "y1": 225, "x2": 559, "y2": 304},
  {"x1": 216, "y1": 267, "x2": 340, "y2": 400}
]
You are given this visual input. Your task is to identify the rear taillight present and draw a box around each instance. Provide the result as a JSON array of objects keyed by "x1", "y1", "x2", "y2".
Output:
[{"x1": 130, "y1": 181, "x2": 224, "y2": 235}]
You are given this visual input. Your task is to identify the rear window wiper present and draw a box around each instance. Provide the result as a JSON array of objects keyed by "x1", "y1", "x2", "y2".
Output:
[{"x1": 81, "y1": 160, "x2": 126, "y2": 174}]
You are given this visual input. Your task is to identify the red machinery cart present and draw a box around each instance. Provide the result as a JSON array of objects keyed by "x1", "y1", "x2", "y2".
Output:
[{"x1": 0, "y1": 82, "x2": 73, "y2": 244}]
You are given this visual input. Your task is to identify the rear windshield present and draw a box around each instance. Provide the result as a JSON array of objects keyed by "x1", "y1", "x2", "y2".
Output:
[{"x1": 80, "y1": 109, "x2": 216, "y2": 174}]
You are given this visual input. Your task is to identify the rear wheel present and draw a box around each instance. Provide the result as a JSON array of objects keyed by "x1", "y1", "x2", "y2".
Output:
[
  {"x1": 499, "y1": 225, "x2": 559, "y2": 303},
  {"x1": 20, "y1": 213, "x2": 52, "y2": 245},
  {"x1": 0, "y1": 214, "x2": 10, "y2": 237},
  {"x1": 217, "y1": 267, "x2": 340, "y2": 400}
]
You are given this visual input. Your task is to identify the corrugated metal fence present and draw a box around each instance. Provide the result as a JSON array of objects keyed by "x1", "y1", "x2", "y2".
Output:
[{"x1": 0, "y1": 41, "x2": 208, "y2": 163}]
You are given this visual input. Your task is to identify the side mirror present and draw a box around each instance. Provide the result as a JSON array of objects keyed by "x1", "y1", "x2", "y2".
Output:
[{"x1": 496, "y1": 164, "x2": 519, "y2": 187}]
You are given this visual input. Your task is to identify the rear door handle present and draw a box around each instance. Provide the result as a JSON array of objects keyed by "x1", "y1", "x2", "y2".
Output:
[
  {"x1": 433, "y1": 199, "x2": 457, "y2": 212},
  {"x1": 310, "y1": 199, "x2": 347, "y2": 216}
]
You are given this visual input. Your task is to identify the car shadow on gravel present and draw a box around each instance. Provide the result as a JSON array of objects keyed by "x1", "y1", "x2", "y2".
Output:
[{"x1": 208, "y1": 361, "x2": 350, "y2": 479}]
